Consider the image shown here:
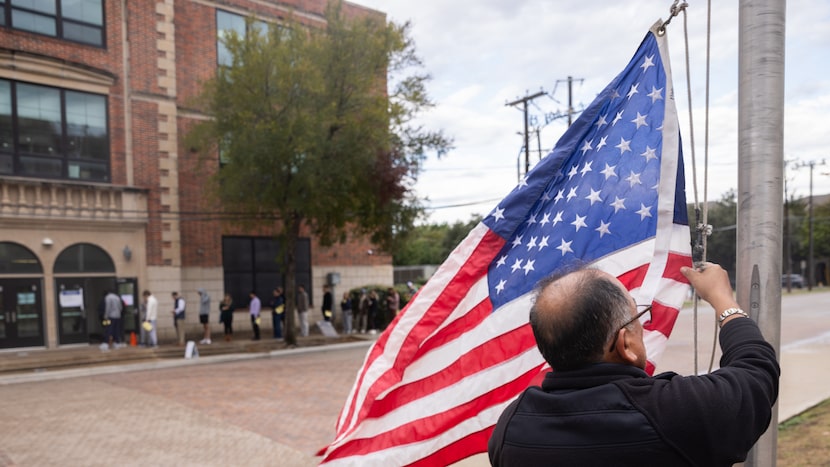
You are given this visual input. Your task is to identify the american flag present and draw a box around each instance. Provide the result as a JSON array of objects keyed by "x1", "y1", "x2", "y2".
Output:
[{"x1": 319, "y1": 24, "x2": 692, "y2": 466}]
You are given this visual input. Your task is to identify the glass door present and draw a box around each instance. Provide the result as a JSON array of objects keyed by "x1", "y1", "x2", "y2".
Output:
[{"x1": 0, "y1": 279, "x2": 45, "y2": 349}]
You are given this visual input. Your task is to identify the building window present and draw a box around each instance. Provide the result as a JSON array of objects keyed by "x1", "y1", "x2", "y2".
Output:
[
  {"x1": 222, "y1": 236, "x2": 311, "y2": 308},
  {"x1": 0, "y1": 79, "x2": 110, "y2": 182},
  {"x1": 2, "y1": 0, "x2": 104, "y2": 47},
  {"x1": 216, "y1": 10, "x2": 269, "y2": 67}
]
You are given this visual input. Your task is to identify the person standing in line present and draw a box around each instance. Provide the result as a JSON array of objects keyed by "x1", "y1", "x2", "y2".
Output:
[
  {"x1": 171, "y1": 291, "x2": 186, "y2": 346},
  {"x1": 340, "y1": 292, "x2": 353, "y2": 334},
  {"x1": 367, "y1": 290, "x2": 379, "y2": 333},
  {"x1": 269, "y1": 287, "x2": 285, "y2": 339},
  {"x1": 406, "y1": 281, "x2": 418, "y2": 297},
  {"x1": 487, "y1": 262, "x2": 780, "y2": 466},
  {"x1": 386, "y1": 287, "x2": 400, "y2": 318},
  {"x1": 297, "y1": 284, "x2": 309, "y2": 337},
  {"x1": 141, "y1": 290, "x2": 158, "y2": 347},
  {"x1": 249, "y1": 290, "x2": 261, "y2": 340},
  {"x1": 219, "y1": 293, "x2": 235, "y2": 342},
  {"x1": 355, "y1": 289, "x2": 369, "y2": 333},
  {"x1": 322, "y1": 284, "x2": 333, "y2": 322},
  {"x1": 198, "y1": 288, "x2": 212, "y2": 344},
  {"x1": 104, "y1": 290, "x2": 124, "y2": 348}
]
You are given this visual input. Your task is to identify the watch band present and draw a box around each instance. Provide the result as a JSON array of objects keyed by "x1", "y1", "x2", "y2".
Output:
[{"x1": 718, "y1": 307, "x2": 748, "y2": 325}]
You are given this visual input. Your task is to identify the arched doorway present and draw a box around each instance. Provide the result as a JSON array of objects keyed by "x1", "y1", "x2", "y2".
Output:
[
  {"x1": 54, "y1": 243, "x2": 121, "y2": 345},
  {"x1": 0, "y1": 242, "x2": 45, "y2": 349}
]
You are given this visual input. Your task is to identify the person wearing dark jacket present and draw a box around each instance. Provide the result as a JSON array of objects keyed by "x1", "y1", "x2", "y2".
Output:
[
  {"x1": 322, "y1": 285, "x2": 333, "y2": 322},
  {"x1": 488, "y1": 262, "x2": 780, "y2": 466}
]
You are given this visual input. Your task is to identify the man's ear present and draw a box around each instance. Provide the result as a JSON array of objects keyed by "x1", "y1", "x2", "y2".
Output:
[{"x1": 614, "y1": 327, "x2": 641, "y2": 365}]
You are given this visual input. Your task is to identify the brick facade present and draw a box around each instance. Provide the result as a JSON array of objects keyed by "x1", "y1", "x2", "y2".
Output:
[{"x1": 0, "y1": 1, "x2": 391, "y2": 349}]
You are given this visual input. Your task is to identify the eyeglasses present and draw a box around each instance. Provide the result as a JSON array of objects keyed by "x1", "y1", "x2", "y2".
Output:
[{"x1": 608, "y1": 304, "x2": 652, "y2": 352}]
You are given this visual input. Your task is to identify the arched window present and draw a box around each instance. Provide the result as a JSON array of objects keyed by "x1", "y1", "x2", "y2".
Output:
[
  {"x1": 54, "y1": 243, "x2": 114, "y2": 274},
  {"x1": 0, "y1": 242, "x2": 43, "y2": 274}
]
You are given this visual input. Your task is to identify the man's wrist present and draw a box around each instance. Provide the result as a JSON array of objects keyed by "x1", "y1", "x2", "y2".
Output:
[{"x1": 719, "y1": 307, "x2": 749, "y2": 326}]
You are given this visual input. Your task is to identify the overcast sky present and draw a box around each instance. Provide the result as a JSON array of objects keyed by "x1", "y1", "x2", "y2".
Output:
[{"x1": 351, "y1": 1, "x2": 830, "y2": 225}]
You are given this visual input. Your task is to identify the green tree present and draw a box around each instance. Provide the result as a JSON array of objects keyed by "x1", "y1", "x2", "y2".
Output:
[
  {"x1": 798, "y1": 198, "x2": 830, "y2": 284},
  {"x1": 187, "y1": 2, "x2": 451, "y2": 345},
  {"x1": 393, "y1": 214, "x2": 482, "y2": 265}
]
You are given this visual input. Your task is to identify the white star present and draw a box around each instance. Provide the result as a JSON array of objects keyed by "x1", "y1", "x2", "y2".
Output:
[
  {"x1": 595, "y1": 114, "x2": 608, "y2": 128},
  {"x1": 541, "y1": 191, "x2": 552, "y2": 202},
  {"x1": 539, "y1": 212, "x2": 551, "y2": 226},
  {"x1": 648, "y1": 86, "x2": 664, "y2": 103},
  {"x1": 626, "y1": 83, "x2": 639, "y2": 99},
  {"x1": 523, "y1": 259, "x2": 535, "y2": 275},
  {"x1": 631, "y1": 112, "x2": 648, "y2": 129},
  {"x1": 538, "y1": 236, "x2": 550, "y2": 250},
  {"x1": 609, "y1": 89, "x2": 621, "y2": 100},
  {"x1": 511, "y1": 235, "x2": 523, "y2": 248},
  {"x1": 640, "y1": 54, "x2": 655, "y2": 72},
  {"x1": 495, "y1": 279, "x2": 506, "y2": 294},
  {"x1": 636, "y1": 203, "x2": 653, "y2": 220},
  {"x1": 517, "y1": 176, "x2": 529, "y2": 188},
  {"x1": 526, "y1": 214, "x2": 537, "y2": 225},
  {"x1": 526, "y1": 236, "x2": 538, "y2": 251},
  {"x1": 556, "y1": 239, "x2": 574, "y2": 256},
  {"x1": 596, "y1": 136, "x2": 608, "y2": 151},
  {"x1": 585, "y1": 188, "x2": 603, "y2": 205},
  {"x1": 511, "y1": 258, "x2": 523, "y2": 273},
  {"x1": 496, "y1": 255, "x2": 507, "y2": 267},
  {"x1": 610, "y1": 196, "x2": 627, "y2": 213},
  {"x1": 625, "y1": 171, "x2": 642, "y2": 187},
  {"x1": 641, "y1": 146, "x2": 658, "y2": 162},
  {"x1": 612, "y1": 111, "x2": 623, "y2": 126},
  {"x1": 554, "y1": 189, "x2": 565, "y2": 203},
  {"x1": 491, "y1": 207, "x2": 505, "y2": 222},
  {"x1": 601, "y1": 163, "x2": 617, "y2": 180},
  {"x1": 580, "y1": 161, "x2": 593, "y2": 176},
  {"x1": 566, "y1": 187, "x2": 578, "y2": 201},
  {"x1": 596, "y1": 220, "x2": 612, "y2": 238},
  {"x1": 552, "y1": 211, "x2": 564, "y2": 226},
  {"x1": 580, "y1": 139, "x2": 593, "y2": 155},
  {"x1": 615, "y1": 137, "x2": 632, "y2": 154},
  {"x1": 571, "y1": 214, "x2": 587, "y2": 232},
  {"x1": 567, "y1": 165, "x2": 579, "y2": 180}
]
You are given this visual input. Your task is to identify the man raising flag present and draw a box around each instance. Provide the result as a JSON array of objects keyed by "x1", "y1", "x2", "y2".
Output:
[{"x1": 321, "y1": 20, "x2": 693, "y2": 466}]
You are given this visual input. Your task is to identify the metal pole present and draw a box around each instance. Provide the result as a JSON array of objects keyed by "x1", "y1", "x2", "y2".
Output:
[
  {"x1": 523, "y1": 100, "x2": 530, "y2": 175},
  {"x1": 808, "y1": 162, "x2": 814, "y2": 290},
  {"x1": 567, "y1": 76, "x2": 574, "y2": 126},
  {"x1": 738, "y1": 1, "x2": 786, "y2": 465}
]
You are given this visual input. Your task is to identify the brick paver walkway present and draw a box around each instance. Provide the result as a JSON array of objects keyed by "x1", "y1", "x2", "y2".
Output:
[{"x1": 0, "y1": 344, "x2": 371, "y2": 466}]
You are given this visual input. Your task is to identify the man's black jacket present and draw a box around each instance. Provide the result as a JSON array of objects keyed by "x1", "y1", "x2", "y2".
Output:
[{"x1": 488, "y1": 318, "x2": 780, "y2": 466}]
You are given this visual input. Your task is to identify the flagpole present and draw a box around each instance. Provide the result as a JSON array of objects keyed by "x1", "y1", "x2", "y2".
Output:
[{"x1": 737, "y1": 1, "x2": 785, "y2": 465}]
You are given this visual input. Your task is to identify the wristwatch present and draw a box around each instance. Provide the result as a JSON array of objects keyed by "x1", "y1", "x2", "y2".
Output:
[{"x1": 718, "y1": 307, "x2": 748, "y2": 325}]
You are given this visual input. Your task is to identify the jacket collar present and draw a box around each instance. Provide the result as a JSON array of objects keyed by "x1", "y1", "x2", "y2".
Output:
[{"x1": 541, "y1": 363, "x2": 650, "y2": 391}]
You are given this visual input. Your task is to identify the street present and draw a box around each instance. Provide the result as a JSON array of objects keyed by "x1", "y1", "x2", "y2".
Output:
[{"x1": 0, "y1": 291, "x2": 827, "y2": 466}]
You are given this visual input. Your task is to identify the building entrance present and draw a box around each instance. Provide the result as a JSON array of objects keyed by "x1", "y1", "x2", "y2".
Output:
[
  {"x1": 0, "y1": 242, "x2": 45, "y2": 349},
  {"x1": 0, "y1": 278, "x2": 45, "y2": 349}
]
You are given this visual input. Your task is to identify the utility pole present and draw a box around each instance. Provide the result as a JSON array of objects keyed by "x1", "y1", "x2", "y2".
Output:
[
  {"x1": 554, "y1": 76, "x2": 584, "y2": 125},
  {"x1": 506, "y1": 90, "x2": 546, "y2": 177},
  {"x1": 793, "y1": 159, "x2": 827, "y2": 290}
]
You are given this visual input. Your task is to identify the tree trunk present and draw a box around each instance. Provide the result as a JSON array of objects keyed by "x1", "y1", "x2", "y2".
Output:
[{"x1": 282, "y1": 213, "x2": 301, "y2": 347}]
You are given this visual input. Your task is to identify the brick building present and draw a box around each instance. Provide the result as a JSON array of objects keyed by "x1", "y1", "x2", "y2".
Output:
[{"x1": 0, "y1": 0, "x2": 391, "y2": 350}]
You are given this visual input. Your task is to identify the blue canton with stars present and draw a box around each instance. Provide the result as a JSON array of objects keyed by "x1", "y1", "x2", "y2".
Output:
[{"x1": 483, "y1": 32, "x2": 676, "y2": 310}]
